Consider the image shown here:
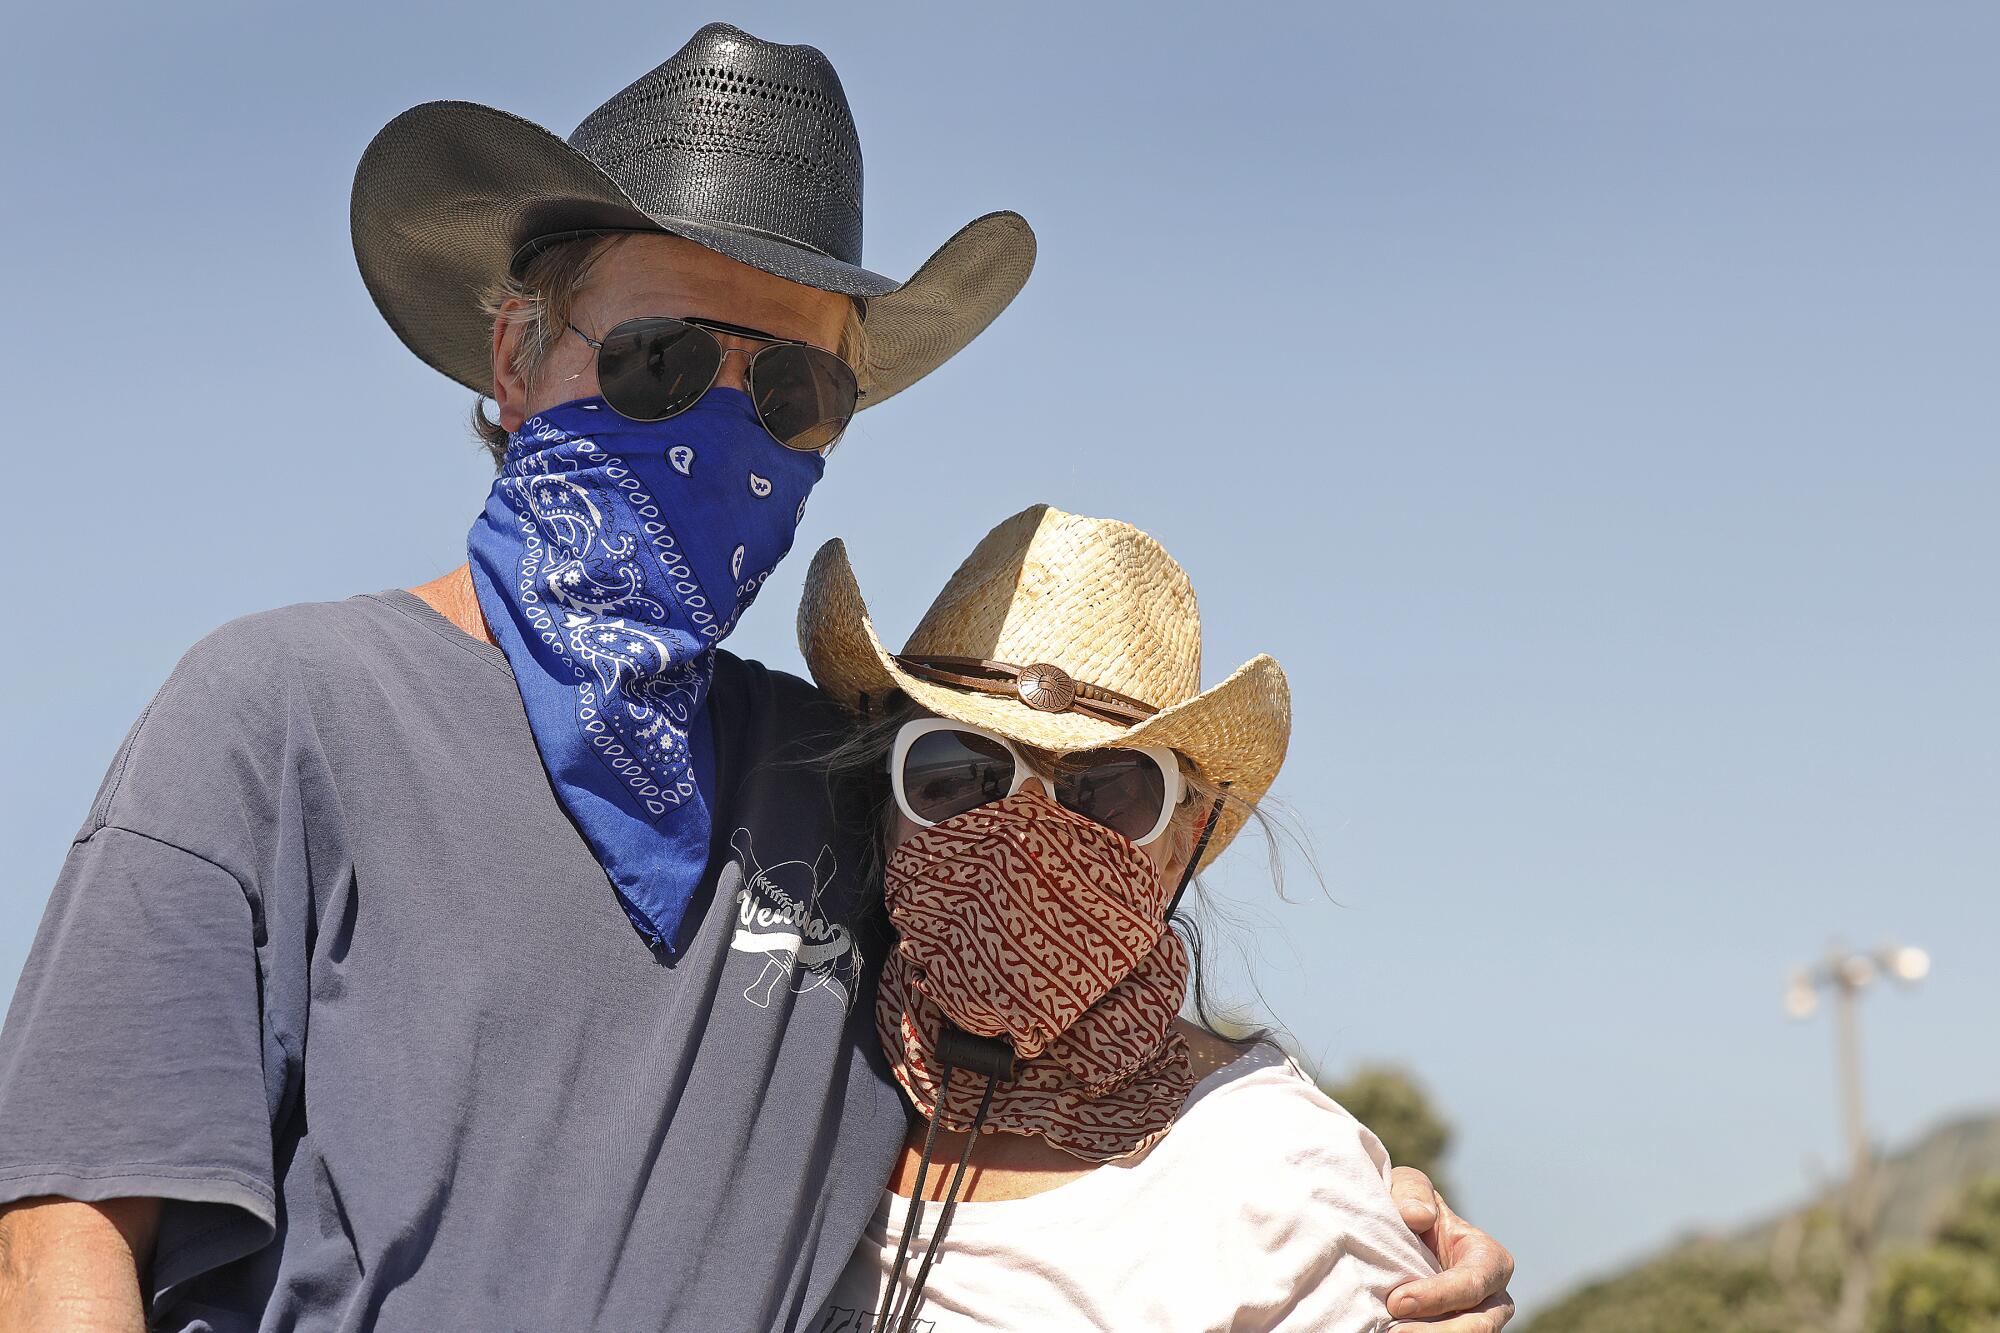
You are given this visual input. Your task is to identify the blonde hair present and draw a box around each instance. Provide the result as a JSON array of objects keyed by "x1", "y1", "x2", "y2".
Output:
[{"x1": 469, "y1": 234, "x2": 873, "y2": 467}]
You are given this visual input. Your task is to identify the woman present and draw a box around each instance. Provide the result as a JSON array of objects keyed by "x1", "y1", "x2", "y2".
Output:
[{"x1": 797, "y1": 504, "x2": 1496, "y2": 1332}]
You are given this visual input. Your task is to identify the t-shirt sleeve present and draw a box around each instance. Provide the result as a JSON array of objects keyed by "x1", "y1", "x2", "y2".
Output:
[
  {"x1": 0, "y1": 613, "x2": 316, "y2": 1294},
  {"x1": 1203, "y1": 1059, "x2": 1442, "y2": 1333},
  {"x1": 0, "y1": 829, "x2": 278, "y2": 1287}
]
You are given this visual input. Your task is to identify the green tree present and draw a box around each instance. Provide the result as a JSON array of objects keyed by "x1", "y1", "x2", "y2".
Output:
[
  {"x1": 1939, "y1": 1180, "x2": 2000, "y2": 1256},
  {"x1": 1521, "y1": 1245, "x2": 1821, "y2": 1333},
  {"x1": 1872, "y1": 1176, "x2": 2000, "y2": 1333},
  {"x1": 1320, "y1": 1064, "x2": 1453, "y2": 1191},
  {"x1": 1873, "y1": 1249, "x2": 2000, "y2": 1333},
  {"x1": 1519, "y1": 1175, "x2": 2000, "y2": 1333}
]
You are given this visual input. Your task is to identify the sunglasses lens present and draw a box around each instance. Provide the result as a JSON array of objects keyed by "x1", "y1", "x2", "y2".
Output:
[
  {"x1": 595, "y1": 318, "x2": 720, "y2": 421},
  {"x1": 749, "y1": 343, "x2": 859, "y2": 450},
  {"x1": 901, "y1": 727, "x2": 1018, "y2": 824},
  {"x1": 1055, "y1": 750, "x2": 1171, "y2": 844}
]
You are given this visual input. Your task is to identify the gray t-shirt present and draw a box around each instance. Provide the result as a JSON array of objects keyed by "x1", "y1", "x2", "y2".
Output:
[{"x1": 0, "y1": 590, "x2": 905, "y2": 1332}]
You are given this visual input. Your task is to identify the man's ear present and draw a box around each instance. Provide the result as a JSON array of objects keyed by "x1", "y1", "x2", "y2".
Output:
[{"x1": 491, "y1": 298, "x2": 532, "y2": 433}]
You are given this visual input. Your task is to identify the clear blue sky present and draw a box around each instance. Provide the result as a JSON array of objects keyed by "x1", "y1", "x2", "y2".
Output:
[{"x1": 3, "y1": 1, "x2": 1994, "y2": 1314}]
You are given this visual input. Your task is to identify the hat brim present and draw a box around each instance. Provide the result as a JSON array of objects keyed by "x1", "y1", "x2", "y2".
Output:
[
  {"x1": 350, "y1": 100, "x2": 1035, "y2": 406},
  {"x1": 797, "y1": 538, "x2": 1292, "y2": 869}
]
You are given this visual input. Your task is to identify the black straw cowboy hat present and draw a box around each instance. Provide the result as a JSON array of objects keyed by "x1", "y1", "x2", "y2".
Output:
[{"x1": 350, "y1": 22, "x2": 1035, "y2": 408}]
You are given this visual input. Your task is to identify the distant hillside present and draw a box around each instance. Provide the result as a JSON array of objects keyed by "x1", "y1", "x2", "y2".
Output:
[
  {"x1": 1523, "y1": 1109, "x2": 2000, "y2": 1332},
  {"x1": 1727, "y1": 1111, "x2": 2000, "y2": 1253}
]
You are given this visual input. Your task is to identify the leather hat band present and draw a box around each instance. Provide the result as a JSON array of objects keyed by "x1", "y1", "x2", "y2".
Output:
[{"x1": 892, "y1": 655, "x2": 1159, "y2": 726}]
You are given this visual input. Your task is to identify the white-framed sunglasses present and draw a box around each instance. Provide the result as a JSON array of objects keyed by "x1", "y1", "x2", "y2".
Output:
[{"x1": 887, "y1": 717, "x2": 1186, "y2": 848}]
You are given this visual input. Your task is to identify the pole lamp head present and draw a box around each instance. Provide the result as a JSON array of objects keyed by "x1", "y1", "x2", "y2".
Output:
[
  {"x1": 1784, "y1": 970, "x2": 1819, "y2": 1020},
  {"x1": 1886, "y1": 945, "x2": 1931, "y2": 984}
]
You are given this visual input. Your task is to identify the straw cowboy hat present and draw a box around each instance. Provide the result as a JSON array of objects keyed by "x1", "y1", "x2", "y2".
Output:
[
  {"x1": 798, "y1": 504, "x2": 1292, "y2": 867},
  {"x1": 350, "y1": 21, "x2": 1034, "y2": 407}
]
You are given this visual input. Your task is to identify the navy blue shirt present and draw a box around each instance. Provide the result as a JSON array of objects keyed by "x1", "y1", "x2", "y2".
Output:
[{"x1": 0, "y1": 590, "x2": 905, "y2": 1332}]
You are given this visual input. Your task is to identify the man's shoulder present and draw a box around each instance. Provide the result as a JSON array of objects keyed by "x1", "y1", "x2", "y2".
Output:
[
  {"x1": 85, "y1": 595, "x2": 424, "y2": 847},
  {"x1": 714, "y1": 651, "x2": 855, "y2": 736},
  {"x1": 183, "y1": 593, "x2": 395, "y2": 664},
  {"x1": 174, "y1": 591, "x2": 465, "y2": 690},
  {"x1": 122, "y1": 593, "x2": 458, "y2": 764}
]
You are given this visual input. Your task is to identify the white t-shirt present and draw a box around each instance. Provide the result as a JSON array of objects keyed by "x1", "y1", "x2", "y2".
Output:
[{"x1": 808, "y1": 1044, "x2": 1440, "y2": 1333}]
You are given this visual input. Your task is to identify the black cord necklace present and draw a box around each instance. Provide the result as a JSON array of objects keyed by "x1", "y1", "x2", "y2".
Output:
[{"x1": 876, "y1": 1025, "x2": 1016, "y2": 1333}]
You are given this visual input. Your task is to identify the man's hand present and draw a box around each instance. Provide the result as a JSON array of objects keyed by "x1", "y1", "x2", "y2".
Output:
[
  {"x1": 0, "y1": 1196, "x2": 158, "y2": 1333},
  {"x1": 1386, "y1": 1166, "x2": 1515, "y2": 1330}
]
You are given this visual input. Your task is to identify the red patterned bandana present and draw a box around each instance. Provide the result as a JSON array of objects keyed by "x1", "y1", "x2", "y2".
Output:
[{"x1": 877, "y1": 788, "x2": 1195, "y2": 1163}]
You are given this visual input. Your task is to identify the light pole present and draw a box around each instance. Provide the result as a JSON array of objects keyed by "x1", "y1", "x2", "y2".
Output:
[{"x1": 1784, "y1": 942, "x2": 1930, "y2": 1333}]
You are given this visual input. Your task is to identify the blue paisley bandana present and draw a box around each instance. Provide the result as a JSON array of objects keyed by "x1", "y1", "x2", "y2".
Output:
[{"x1": 467, "y1": 389, "x2": 824, "y2": 953}]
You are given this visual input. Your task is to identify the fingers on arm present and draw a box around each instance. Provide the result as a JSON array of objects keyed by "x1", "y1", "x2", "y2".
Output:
[
  {"x1": 1387, "y1": 1164, "x2": 1440, "y2": 1231},
  {"x1": 1388, "y1": 1294, "x2": 1517, "y2": 1331},
  {"x1": 1388, "y1": 1204, "x2": 1515, "y2": 1322}
]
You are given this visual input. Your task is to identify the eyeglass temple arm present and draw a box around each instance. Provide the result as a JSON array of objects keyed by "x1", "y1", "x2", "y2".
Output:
[{"x1": 1166, "y1": 790, "x2": 1229, "y2": 919}]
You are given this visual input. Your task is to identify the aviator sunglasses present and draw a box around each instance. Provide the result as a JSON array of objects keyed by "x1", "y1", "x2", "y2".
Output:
[
  {"x1": 567, "y1": 315, "x2": 860, "y2": 452},
  {"x1": 888, "y1": 717, "x2": 1187, "y2": 848}
]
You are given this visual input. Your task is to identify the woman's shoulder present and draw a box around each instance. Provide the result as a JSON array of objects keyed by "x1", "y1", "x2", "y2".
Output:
[
  {"x1": 1169, "y1": 1032, "x2": 1396, "y2": 1192},
  {"x1": 1144, "y1": 1032, "x2": 1442, "y2": 1307},
  {"x1": 1177, "y1": 1021, "x2": 1262, "y2": 1079}
]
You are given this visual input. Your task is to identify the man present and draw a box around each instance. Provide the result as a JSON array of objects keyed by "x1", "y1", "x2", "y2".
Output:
[{"x1": 0, "y1": 22, "x2": 1513, "y2": 1333}]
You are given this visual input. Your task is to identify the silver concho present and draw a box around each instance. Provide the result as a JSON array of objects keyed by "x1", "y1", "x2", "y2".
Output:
[{"x1": 1016, "y1": 663, "x2": 1077, "y2": 713}]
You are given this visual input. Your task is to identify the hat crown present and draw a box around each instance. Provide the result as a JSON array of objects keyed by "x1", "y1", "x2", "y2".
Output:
[
  {"x1": 902, "y1": 506, "x2": 1204, "y2": 712},
  {"x1": 567, "y1": 22, "x2": 864, "y2": 265}
]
